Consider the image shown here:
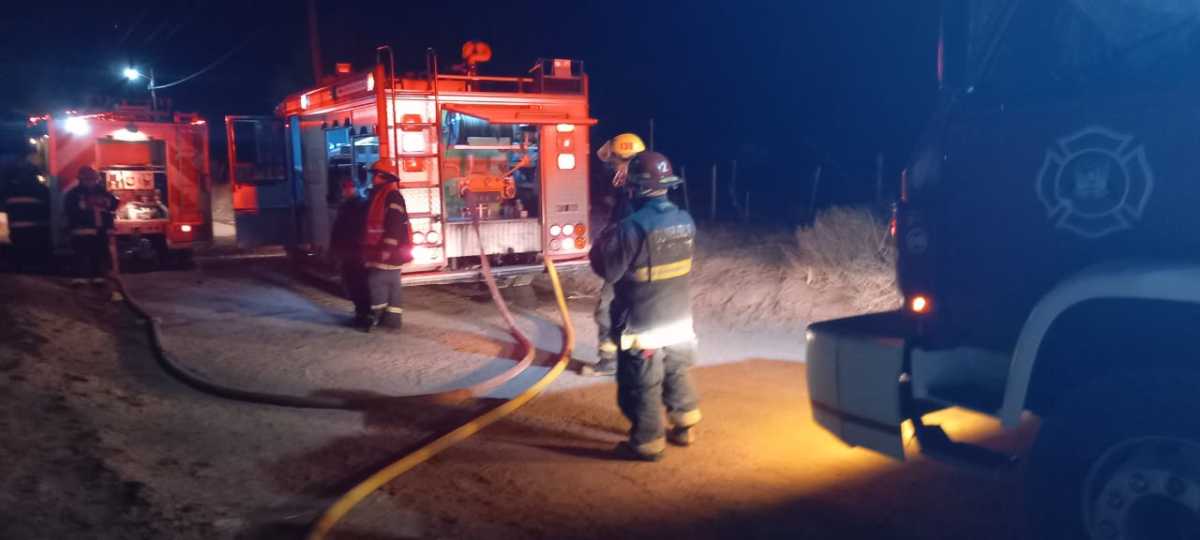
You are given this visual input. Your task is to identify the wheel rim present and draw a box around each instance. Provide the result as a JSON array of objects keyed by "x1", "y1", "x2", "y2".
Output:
[{"x1": 1083, "y1": 436, "x2": 1200, "y2": 540}]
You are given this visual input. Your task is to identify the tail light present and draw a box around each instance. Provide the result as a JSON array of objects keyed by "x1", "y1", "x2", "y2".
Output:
[
  {"x1": 402, "y1": 158, "x2": 424, "y2": 172},
  {"x1": 557, "y1": 153, "x2": 576, "y2": 170}
]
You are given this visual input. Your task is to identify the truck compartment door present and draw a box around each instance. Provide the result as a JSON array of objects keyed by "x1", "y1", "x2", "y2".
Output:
[
  {"x1": 806, "y1": 311, "x2": 915, "y2": 459},
  {"x1": 540, "y1": 124, "x2": 590, "y2": 259},
  {"x1": 169, "y1": 123, "x2": 213, "y2": 245},
  {"x1": 224, "y1": 116, "x2": 293, "y2": 248}
]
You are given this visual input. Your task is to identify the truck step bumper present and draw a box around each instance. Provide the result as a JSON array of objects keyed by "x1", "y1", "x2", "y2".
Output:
[
  {"x1": 806, "y1": 311, "x2": 914, "y2": 459},
  {"x1": 807, "y1": 312, "x2": 1020, "y2": 469}
]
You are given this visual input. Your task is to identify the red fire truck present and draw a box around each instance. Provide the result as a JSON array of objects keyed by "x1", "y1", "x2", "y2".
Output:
[
  {"x1": 226, "y1": 46, "x2": 594, "y2": 284},
  {"x1": 28, "y1": 105, "x2": 213, "y2": 264}
]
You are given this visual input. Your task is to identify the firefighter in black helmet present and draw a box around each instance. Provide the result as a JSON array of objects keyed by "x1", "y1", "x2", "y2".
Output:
[
  {"x1": 330, "y1": 176, "x2": 370, "y2": 328},
  {"x1": 64, "y1": 166, "x2": 117, "y2": 287},
  {"x1": 589, "y1": 151, "x2": 701, "y2": 461}
]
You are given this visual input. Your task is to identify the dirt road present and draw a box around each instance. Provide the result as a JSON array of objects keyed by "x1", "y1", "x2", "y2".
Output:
[{"x1": 0, "y1": 261, "x2": 1034, "y2": 539}]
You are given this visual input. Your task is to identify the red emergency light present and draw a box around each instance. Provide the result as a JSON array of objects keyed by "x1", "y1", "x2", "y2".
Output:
[
  {"x1": 399, "y1": 114, "x2": 424, "y2": 131},
  {"x1": 336, "y1": 63, "x2": 352, "y2": 74}
]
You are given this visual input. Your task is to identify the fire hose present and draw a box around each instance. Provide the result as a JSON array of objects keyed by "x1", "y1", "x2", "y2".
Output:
[
  {"x1": 306, "y1": 247, "x2": 573, "y2": 539},
  {"x1": 112, "y1": 219, "x2": 560, "y2": 407},
  {"x1": 109, "y1": 219, "x2": 575, "y2": 536}
]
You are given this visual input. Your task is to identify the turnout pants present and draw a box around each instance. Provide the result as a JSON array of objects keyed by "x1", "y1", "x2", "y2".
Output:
[
  {"x1": 367, "y1": 268, "x2": 403, "y2": 328},
  {"x1": 8, "y1": 226, "x2": 50, "y2": 271},
  {"x1": 616, "y1": 342, "x2": 701, "y2": 448},
  {"x1": 71, "y1": 233, "x2": 109, "y2": 279},
  {"x1": 594, "y1": 282, "x2": 617, "y2": 359},
  {"x1": 340, "y1": 259, "x2": 370, "y2": 317}
]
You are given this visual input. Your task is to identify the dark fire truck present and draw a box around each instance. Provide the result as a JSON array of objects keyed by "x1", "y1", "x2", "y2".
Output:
[{"x1": 806, "y1": 2, "x2": 1200, "y2": 538}]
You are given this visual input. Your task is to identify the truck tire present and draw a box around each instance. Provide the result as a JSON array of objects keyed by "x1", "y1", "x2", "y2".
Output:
[{"x1": 1026, "y1": 371, "x2": 1200, "y2": 540}]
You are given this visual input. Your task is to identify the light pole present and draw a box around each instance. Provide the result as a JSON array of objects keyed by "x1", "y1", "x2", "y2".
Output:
[{"x1": 122, "y1": 67, "x2": 157, "y2": 110}]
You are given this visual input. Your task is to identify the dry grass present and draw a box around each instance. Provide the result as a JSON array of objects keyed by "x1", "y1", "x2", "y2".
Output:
[
  {"x1": 546, "y1": 206, "x2": 900, "y2": 327},
  {"x1": 794, "y1": 207, "x2": 901, "y2": 314}
]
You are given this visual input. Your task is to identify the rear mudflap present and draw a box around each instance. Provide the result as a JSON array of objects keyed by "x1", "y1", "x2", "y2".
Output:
[{"x1": 806, "y1": 311, "x2": 915, "y2": 459}]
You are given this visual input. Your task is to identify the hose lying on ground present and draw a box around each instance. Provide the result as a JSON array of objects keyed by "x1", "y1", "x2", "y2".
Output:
[
  {"x1": 305, "y1": 247, "x2": 575, "y2": 540},
  {"x1": 111, "y1": 220, "x2": 575, "y2": 539},
  {"x1": 114, "y1": 275, "x2": 354, "y2": 409},
  {"x1": 111, "y1": 217, "x2": 543, "y2": 408}
]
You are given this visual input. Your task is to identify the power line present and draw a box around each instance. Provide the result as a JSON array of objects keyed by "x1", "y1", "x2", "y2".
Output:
[{"x1": 148, "y1": 31, "x2": 258, "y2": 90}]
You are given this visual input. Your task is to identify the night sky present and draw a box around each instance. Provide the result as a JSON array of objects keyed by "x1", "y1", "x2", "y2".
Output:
[{"x1": 2, "y1": 0, "x2": 940, "y2": 219}]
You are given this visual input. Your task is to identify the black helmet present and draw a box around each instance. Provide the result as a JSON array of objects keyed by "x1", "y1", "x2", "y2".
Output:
[{"x1": 627, "y1": 151, "x2": 681, "y2": 193}]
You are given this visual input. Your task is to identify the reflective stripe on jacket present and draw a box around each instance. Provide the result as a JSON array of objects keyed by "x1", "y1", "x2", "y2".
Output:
[
  {"x1": 362, "y1": 183, "x2": 413, "y2": 266},
  {"x1": 590, "y1": 196, "x2": 696, "y2": 350}
]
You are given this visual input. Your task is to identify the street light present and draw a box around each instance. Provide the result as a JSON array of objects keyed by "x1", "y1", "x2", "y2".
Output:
[{"x1": 121, "y1": 66, "x2": 157, "y2": 110}]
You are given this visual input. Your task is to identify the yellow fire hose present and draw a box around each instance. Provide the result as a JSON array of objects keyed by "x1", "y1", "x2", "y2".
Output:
[
  {"x1": 306, "y1": 250, "x2": 574, "y2": 539},
  {"x1": 110, "y1": 220, "x2": 576, "y2": 539}
]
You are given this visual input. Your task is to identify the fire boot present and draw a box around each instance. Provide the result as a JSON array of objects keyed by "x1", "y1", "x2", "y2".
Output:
[
  {"x1": 580, "y1": 340, "x2": 618, "y2": 376},
  {"x1": 667, "y1": 409, "x2": 702, "y2": 447},
  {"x1": 615, "y1": 438, "x2": 665, "y2": 462},
  {"x1": 360, "y1": 312, "x2": 380, "y2": 333},
  {"x1": 380, "y1": 307, "x2": 403, "y2": 332}
]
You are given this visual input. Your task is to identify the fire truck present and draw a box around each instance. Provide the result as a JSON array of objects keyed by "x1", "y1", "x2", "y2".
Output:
[
  {"x1": 226, "y1": 45, "x2": 594, "y2": 285},
  {"x1": 28, "y1": 106, "x2": 213, "y2": 264},
  {"x1": 806, "y1": 2, "x2": 1200, "y2": 538}
]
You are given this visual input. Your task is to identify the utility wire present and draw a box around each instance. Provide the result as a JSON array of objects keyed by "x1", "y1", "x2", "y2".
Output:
[{"x1": 148, "y1": 31, "x2": 258, "y2": 90}]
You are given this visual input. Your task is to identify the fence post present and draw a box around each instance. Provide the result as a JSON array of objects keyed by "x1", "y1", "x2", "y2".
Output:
[
  {"x1": 875, "y1": 152, "x2": 884, "y2": 207},
  {"x1": 681, "y1": 165, "x2": 691, "y2": 211},
  {"x1": 710, "y1": 163, "x2": 717, "y2": 221},
  {"x1": 808, "y1": 165, "x2": 823, "y2": 222}
]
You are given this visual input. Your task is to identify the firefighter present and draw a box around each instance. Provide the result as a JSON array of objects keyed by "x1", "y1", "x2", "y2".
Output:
[
  {"x1": 63, "y1": 166, "x2": 117, "y2": 286},
  {"x1": 581, "y1": 132, "x2": 646, "y2": 377},
  {"x1": 1, "y1": 162, "x2": 51, "y2": 272},
  {"x1": 330, "y1": 177, "x2": 370, "y2": 327},
  {"x1": 589, "y1": 151, "x2": 701, "y2": 461},
  {"x1": 360, "y1": 161, "x2": 413, "y2": 332}
]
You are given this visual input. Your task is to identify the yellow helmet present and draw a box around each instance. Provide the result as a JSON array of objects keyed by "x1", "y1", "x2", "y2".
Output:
[{"x1": 597, "y1": 133, "x2": 646, "y2": 163}]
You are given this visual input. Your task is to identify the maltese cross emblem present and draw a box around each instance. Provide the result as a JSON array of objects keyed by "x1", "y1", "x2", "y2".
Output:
[{"x1": 1036, "y1": 126, "x2": 1154, "y2": 239}]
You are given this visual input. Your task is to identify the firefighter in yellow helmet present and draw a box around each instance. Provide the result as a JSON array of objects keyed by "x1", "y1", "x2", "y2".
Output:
[
  {"x1": 358, "y1": 161, "x2": 414, "y2": 332},
  {"x1": 581, "y1": 133, "x2": 647, "y2": 376}
]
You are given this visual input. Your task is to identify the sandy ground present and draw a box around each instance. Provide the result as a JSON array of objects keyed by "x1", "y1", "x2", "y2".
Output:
[{"x1": 0, "y1": 252, "x2": 1036, "y2": 539}]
